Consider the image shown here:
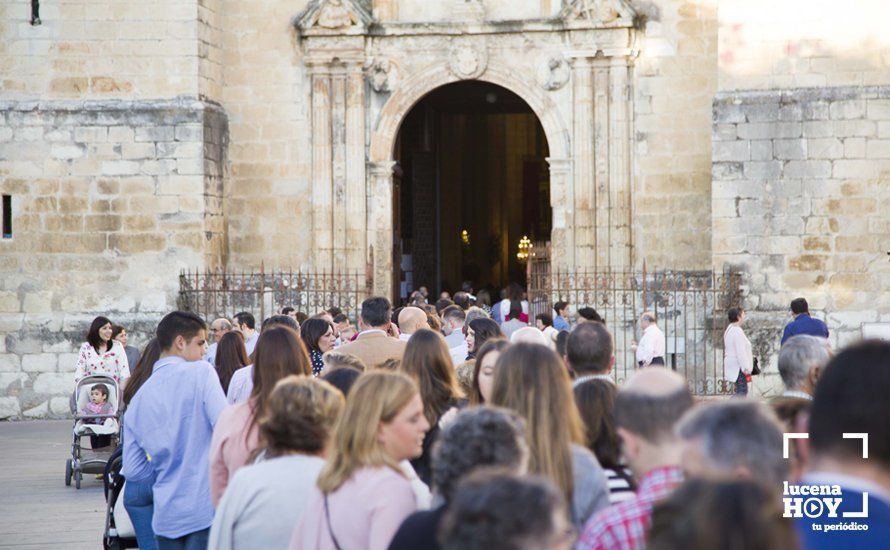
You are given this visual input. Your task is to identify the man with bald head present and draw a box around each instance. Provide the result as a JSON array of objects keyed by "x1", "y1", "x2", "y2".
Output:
[
  {"x1": 203, "y1": 318, "x2": 232, "y2": 365},
  {"x1": 397, "y1": 306, "x2": 428, "y2": 342},
  {"x1": 576, "y1": 369, "x2": 694, "y2": 550}
]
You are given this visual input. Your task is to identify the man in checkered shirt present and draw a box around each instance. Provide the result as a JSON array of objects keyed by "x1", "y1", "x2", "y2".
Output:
[{"x1": 576, "y1": 368, "x2": 693, "y2": 550}]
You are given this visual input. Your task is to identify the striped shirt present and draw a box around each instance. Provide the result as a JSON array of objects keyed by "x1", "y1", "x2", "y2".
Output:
[{"x1": 604, "y1": 467, "x2": 636, "y2": 504}]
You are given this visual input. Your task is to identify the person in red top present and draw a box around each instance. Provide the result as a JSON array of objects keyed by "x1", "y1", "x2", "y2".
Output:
[{"x1": 576, "y1": 368, "x2": 693, "y2": 550}]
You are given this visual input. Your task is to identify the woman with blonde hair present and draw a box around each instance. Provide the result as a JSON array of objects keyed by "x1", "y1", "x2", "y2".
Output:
[
  {"x1": 399, "y1": 329, "x2": 465, "y2": 485},
  {"x1": 209, "y1": 376, "x2": 344, "y2": 549},
  {"x1": 209, "y1": 326, "x2": 312, "y2": 505},
  {"x1": 291, "y1": 371, "x2": 430, "y2": 550},
  {"x1": 490, "y1": 343, "x2": 609, "y2": 527}
]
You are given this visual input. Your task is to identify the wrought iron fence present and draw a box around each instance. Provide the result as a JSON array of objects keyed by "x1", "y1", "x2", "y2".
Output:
[
  {"x1": 178, "y1": 267, "x2": 371, "y2": 323},
  {"x1": 527, "y1": 243, "x2": 743, "y2": 396}
]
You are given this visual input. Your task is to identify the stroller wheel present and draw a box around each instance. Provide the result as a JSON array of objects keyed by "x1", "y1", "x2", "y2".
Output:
[
  {"x1": 75, "y1": 470, "x2": 82, "y2": 490},
  {"x1": 65, "y1": 459, "x2": 72, "y2": 486}
]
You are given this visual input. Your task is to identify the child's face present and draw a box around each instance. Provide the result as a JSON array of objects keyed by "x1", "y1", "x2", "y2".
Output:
[{"x1": 90, "y1": 388, "x2": 107, "y2": 404}]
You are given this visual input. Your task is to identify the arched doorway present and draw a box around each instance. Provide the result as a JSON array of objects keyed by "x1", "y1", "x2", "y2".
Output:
[{"x1": 392, "y1": 81, "x2": 551, "y2": 300}]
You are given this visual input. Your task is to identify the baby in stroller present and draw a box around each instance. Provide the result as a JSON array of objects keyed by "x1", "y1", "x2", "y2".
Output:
[
  {"x1": 81, "y1": 383, "x2": 114, "y2": 423},
  {"x1": 66, "y1": 375, "x2": 121, "y2": 489}
]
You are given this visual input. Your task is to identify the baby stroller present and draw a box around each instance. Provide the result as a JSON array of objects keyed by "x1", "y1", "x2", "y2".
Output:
[
  {"x1": 65, "y1": 374, "x2": 121, "y2": 489},
  {"x1": 103, "y1": 447, "x2": 138, "y2": 549}
]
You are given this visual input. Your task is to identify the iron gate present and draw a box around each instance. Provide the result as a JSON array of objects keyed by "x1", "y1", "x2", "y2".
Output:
[
  {"x1": 527, "y1": 243, "x2": 743, "y2": 396},
  {"x1": 178, "y1": 266, "x2": 371, "y2": 323}
]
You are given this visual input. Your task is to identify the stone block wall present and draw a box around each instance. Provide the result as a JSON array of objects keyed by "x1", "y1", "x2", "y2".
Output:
[
  {"x1": 0, "y1": 98, "x2": 228, "y2": 419},
  {"x1": 631, "y1": 0, "x2": 718, "y2": 269},
  {"x1": 1, "y1": 0, "x2": 211, "y2": 100},
  {"x1": 712, "y1": 86, "x2": 890, "y2": 396},
  {"x1": 220, "y1": 0, "x2": 313, "y2": 270}
]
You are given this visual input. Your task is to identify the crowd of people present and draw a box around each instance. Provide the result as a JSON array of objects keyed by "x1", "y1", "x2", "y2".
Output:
[{"x1": 70, "y1": 289, "x2": 888, "y2": 550}]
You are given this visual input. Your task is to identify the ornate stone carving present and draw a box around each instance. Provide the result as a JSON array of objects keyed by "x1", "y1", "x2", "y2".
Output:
[
  {"x1": 449, "y1": 46, "x2": 488, "y2": 80},
  {"x1": 364, "y1": 58, "x2": 397, "y2": 93},
  {"x1": 560, "y1": 0, "x2": 635, "y2": 27},
  {"x1": 317, "y1": 0, "x2": 355, "y2": 29},
  {"x1": 295, "y1": 0, "x2": 373, "y2": 35},
  {"x1": 537, "y1": 55, "x2": 570, "y2": 91}
]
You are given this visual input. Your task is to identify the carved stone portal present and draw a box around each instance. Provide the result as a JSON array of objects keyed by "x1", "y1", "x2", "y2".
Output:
[{"x1": 296, "y1": 0, "x2": 638, "y2": 295}]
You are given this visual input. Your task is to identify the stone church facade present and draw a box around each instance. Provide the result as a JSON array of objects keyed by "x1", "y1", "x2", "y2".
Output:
[{"x1": 1, "y1": 0, "x2": 888, "y2": 417}]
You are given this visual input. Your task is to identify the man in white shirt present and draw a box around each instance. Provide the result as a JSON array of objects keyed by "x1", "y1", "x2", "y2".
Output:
[
  {"x1": 397, "y1": 306, "x2": 427, "y2": 342},
  {"x1": 203, "y1": 318, "x2": 232, "y2": 365},
  {"x1": 632, "y1": 311, "x2": 665, "y2": 367},
  {"x1": 233, "y1": 311, "x2": 259, "y2": 356},
  {"x1": 441, "y1": 305, "x2": 468, "y2": 365}
]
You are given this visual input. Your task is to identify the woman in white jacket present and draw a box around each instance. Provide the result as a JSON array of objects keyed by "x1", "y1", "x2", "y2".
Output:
[{"x1": 724, "y1": 307, "x2": 753, "y2": 396}]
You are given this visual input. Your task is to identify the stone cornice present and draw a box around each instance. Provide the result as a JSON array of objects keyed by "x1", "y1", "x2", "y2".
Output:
[
  {"x1": 0, "y1": 96, "x2": 226, "y2": 114},
  {"x1": 714, "y1": 85, "x2": 890, "y2": 105}
]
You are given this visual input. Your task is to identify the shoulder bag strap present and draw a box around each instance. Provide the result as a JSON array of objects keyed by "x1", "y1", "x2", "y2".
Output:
[{"x1": 324, "y1": 494, "x2": 344, "y2": 550}]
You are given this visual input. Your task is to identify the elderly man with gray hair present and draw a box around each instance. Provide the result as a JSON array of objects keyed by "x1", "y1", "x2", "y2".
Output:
[
  {"x1": 632, "y1": 311, "x2": 665, "y2": 367},
  {"x1": 676, "y1": 401, "x2": 788, "y2": 491},
  {"x1": 203, "y1": 318, "x2": 233, "y2": 365},
  {"x1": 776, "y1": 334, "x2": 830, "y2": 400}
]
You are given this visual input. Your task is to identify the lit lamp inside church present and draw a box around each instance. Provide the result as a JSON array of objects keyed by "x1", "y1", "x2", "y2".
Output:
[{"x1": 516, "y1": 236, "x2": 532, "y2": 262}]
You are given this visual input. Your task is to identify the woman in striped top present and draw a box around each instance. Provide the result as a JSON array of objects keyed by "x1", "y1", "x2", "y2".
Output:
[{"x1": 573, "y1": 378, "x2": 637, "y2": 503}]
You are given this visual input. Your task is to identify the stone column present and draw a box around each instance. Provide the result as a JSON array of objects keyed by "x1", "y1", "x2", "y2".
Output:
[
  {"x1": 345, "y1": 62, "x2": 367, "y2": 272},
  {"x1": 608, "y1": 55, "x2": 633, "y2": 269},
  {"x1": 367, "y1": 161, "x2": 396, "y2": 297},
  {"x1": 308, "y1": 55, "x2": 366, "y2": 274},
  {"x1": 568, "y1": 50, "x2": 635, "y2": 272},
  {"x1": 592, "y1": 57, "x2": 611, "y2": 271},
  {"x1": 569, "y1": 55, "x2": 595, "y2": 270},
  {"x1": 547, "y1": 157, "x2": 573, "y2": 271},
  {"x1": 331, "y1": 67, "x2": 348, "y2": 267},
  {"x1": 309, "y1": 62, "x2": 334, "y2": 270}
]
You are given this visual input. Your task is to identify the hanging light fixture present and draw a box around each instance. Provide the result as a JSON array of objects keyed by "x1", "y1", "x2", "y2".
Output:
[
  {"x1": 461, "y1": 229, "x2": 470, "y2": 246},
  {"x1": 516, "y1": 235, "x2": 533, "y2": 262}
]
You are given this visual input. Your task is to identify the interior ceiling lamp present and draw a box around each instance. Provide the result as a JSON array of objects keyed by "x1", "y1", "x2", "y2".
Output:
[{"x1": 516, "y1": 235, "x2": 532, "y2": 262}]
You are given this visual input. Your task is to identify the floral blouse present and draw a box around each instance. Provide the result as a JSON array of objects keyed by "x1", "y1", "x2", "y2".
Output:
[{"x1": 74, "y1": 340, "x2": 131, "y2": 384}]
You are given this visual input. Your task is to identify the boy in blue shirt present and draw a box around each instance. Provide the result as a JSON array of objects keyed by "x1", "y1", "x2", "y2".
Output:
[{"x1": 122, "y1": 311, "x2": 227, "y2": 549}]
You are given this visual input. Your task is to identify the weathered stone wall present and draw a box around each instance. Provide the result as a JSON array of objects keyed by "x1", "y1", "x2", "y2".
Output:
[
  {"x1": 631, "y1": 0, "x2": 718, "y2": 269},
  {"x1": 1, "y1": 0, "x2": 210, "y2": 100},
  {"x1": 711, "y1": 87, "x2": 890, "y2": 396},
  {"x1": 0, "y1": 98, "x2": 227, "y2": 418},
  {"x1": 220, "y1": 0, "x2": 313, "y2": 270}
]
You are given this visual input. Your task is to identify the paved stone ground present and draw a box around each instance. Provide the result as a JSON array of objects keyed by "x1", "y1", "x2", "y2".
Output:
[{"x1": 0, "y1": 420, "x2": 107, "y2": 549}]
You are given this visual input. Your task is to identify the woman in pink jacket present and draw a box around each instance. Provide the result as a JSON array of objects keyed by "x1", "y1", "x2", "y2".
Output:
[
  {"x1": 208, "y1": 326, "x2": 312, "y2": 505},
  {"x1": 291, "y1": 371, "x2": 430, "y2": 550}
]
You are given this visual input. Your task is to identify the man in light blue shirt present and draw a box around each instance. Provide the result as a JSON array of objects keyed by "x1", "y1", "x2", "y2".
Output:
[{"x1": 122, "y1": 311, "x2": 227, "y2": 549}]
